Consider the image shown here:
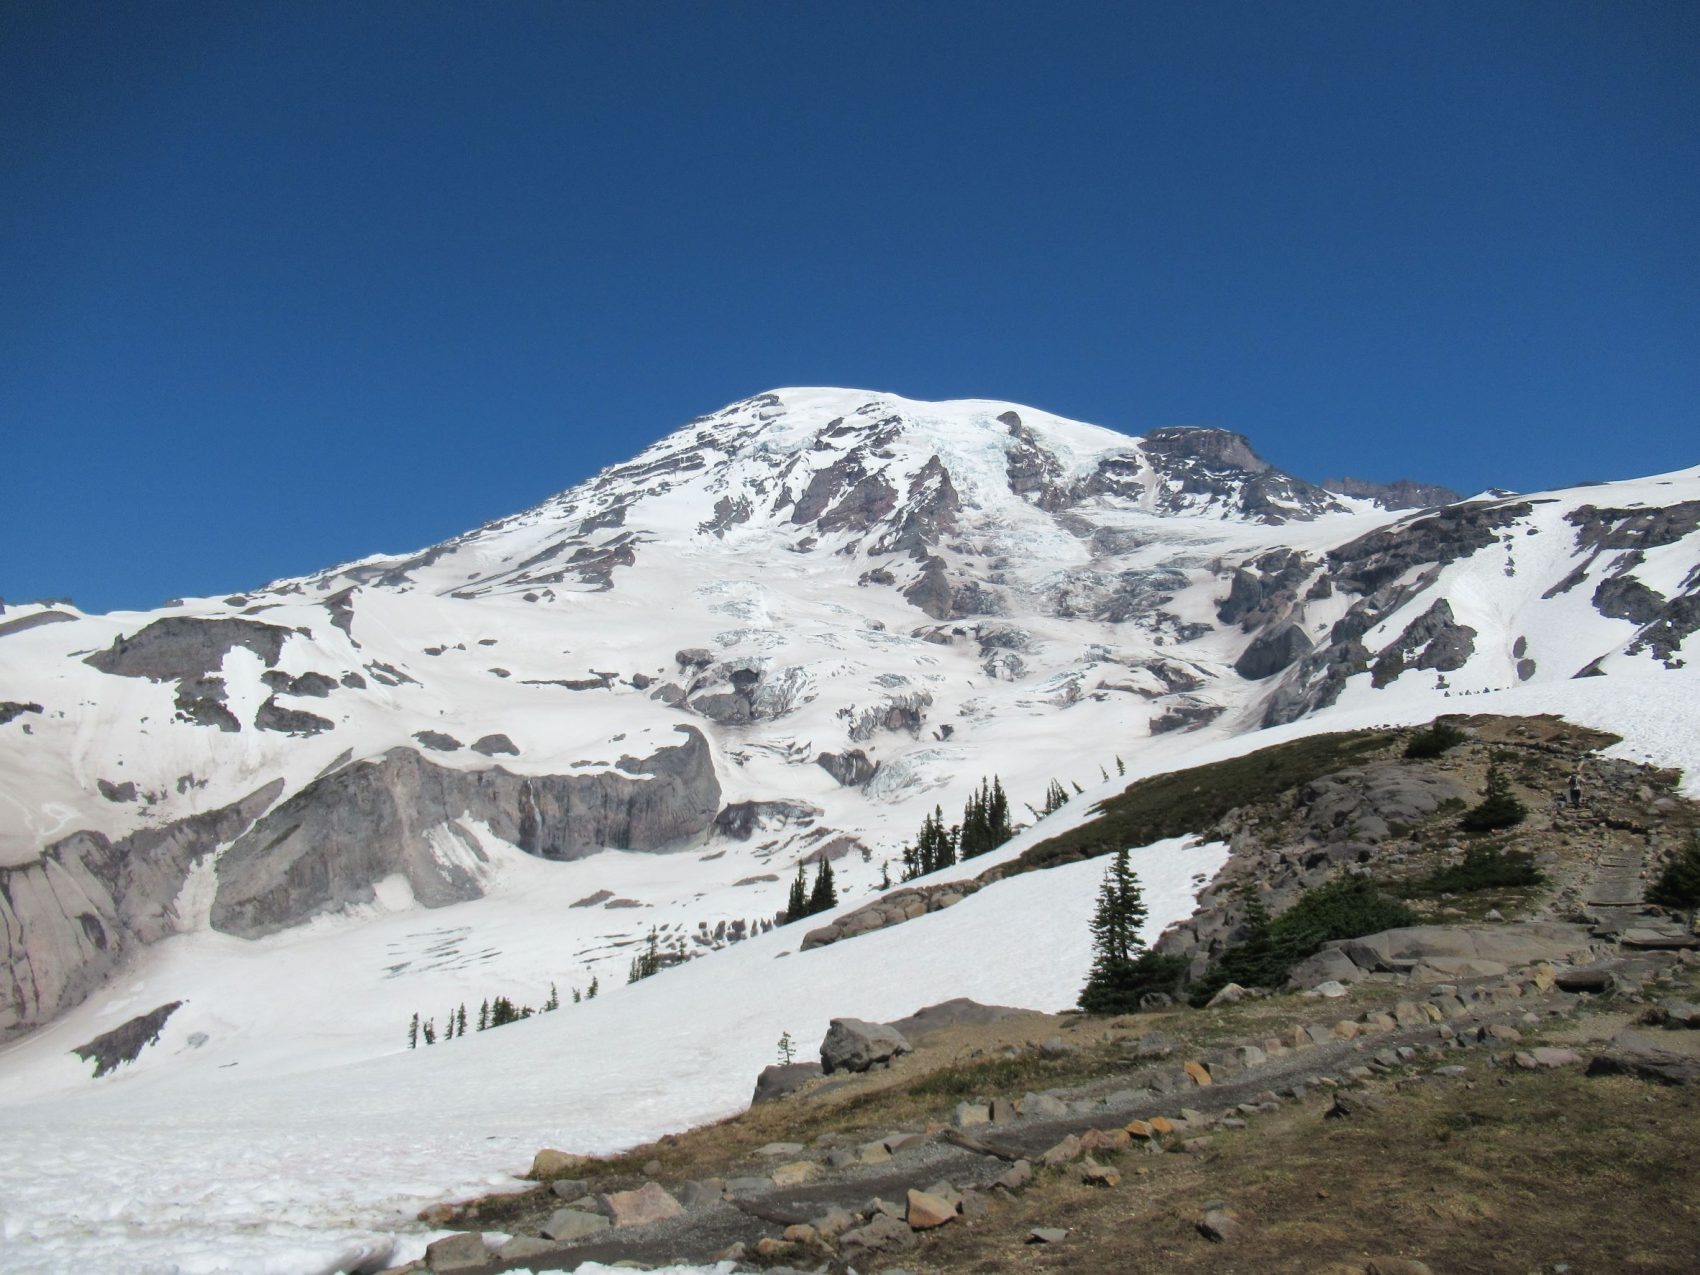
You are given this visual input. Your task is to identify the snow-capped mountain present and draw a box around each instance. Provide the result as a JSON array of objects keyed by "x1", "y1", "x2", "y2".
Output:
[
  {"x1": 3, "y1": 387, "x2": 1698, "y2": 1046},
  {"x1": 0, "y1": 388, "x2": 1697, "y2": 1271}
]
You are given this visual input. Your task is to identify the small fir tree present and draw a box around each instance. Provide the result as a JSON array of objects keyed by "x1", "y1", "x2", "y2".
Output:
[
  {"x1": 478, "y1": 999, "x2": 490, "y2": 1031},
  {"x1": 785, "y1": 860, "x2": 809, "y2": 921},
  {"x1": 808, "y1": 857, "x2": 837, "y2": 914},
  {"x1": 1461, "y1": 763, "x2": 1527, "y2": 831},
  {"x1": 455, "y1": 1004, "x2": 467, "y2": 1037},
  {"x1": 1042, "y1": 780, "x2": 1070, "y2": 815},
  {"x1": 1649, "y1": 834, "x2": 1700, "y2": 912},
  {"x1": 777, "y1": 1030, "x2": 796, "y2": 1065},
  {"x1": 422, "y1": 1018, "x2": 436, "y2": 1045},
  {"x1": 408, "y1": 1012, "x2": 419, "y2": 1050},
  {"x1": 545, "y1": 983, "x2": 560, "y2": 1011},
  {"x1": 572, "y1": 986, "x2": 582, "y2": 1004},
  {"x1": 587, "y1": 976, "x2": 599, "y2": 999}
]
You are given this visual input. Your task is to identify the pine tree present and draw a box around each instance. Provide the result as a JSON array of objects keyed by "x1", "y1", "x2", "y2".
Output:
[
  {"x1": 422, "y1": 1018, "x2": 436, "y2": 1045},
  {"x1": 545, "y1": 982, "x2": 560, "y2": 1011},
  {"x1": 1087, "y1": 848, "x2": 1147, "y2": 971},
  {"x1": 408, "y1": 1012, "x2": 419, "y2": 1050},
  {"x1": 777, "y1": 1030, "x2": 796, "y2": 1065},
  {"x1": 808, "y1": 857, "x2": 837, "y2": 914},
  {"x1": 445, "y1": 1006, "x2": 456, "y2": 1039},
  {"x1": 587, "y1": 976, "x2": 599, "y2": 999},
  {"x1": 572, "y1": 986, "x2": 582, "y2": 1004},
  {"x1": 879, "y1": 860, "x2": 892, "y2": 890},
  {"x1": 455, "y1": 1004, "x2": 467, "y2": 1037},
  {"x1": 785, "y1": 860, "x2": 808, "y2": 921},
  {"x1": 1042, "y1": 779, "x2": 1069, "y2": 815},
  {"x1": 988, "y1": 776, "x2": 1011, "y2": 845},
  {"x1": 1116, "y1": 756, "x2": 1126, "y2": 776},
  {"x1": 628, "y1": 929, "x2": 663, "y2": 982},
  {"x1": 478, "y1": 999, "x2": 490, "y2": 1031}
]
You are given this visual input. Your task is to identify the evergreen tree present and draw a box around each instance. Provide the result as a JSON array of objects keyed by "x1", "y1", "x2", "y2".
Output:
[
  {"x1": 445, "y1": 1006, "x2": 456, "y2": 1039},
  {"x1": 1116, "y1": 756, "x2": 1126, "y2": 776},
  {"x1": 1042, "y1": 779, "x2": 1070, "y2": 815},
  {"x1": 1461, "y1": 763, "x2": 1527, "y2": 832},
  {"x1": 422, "y1": 1018, "x2": 436, "y2": 1045},
  {"x1": 777, "y1": 1030, "x2": 796, "y2": 1065},
  {"x1": 587, "y1": 976, "x2": 599, "y2": 999},
  {"x1": 1078, "y1": 850, "x2": 1184, "y2": 1013},
  {"x1": 628, "y1": 929, "x2": 663, "y2": 982},
  {"x1": 879, "y1": 860, "x2": 892, "y2": 890},
  {"x1": 545, "y1": 982, "x2": 560, "y2": 1011},
  {"x1": 572, "y1": 986, "x2": 582, "y2": 1004},
  {"x1": 808, "y1": 857, "x2": 837, "y2": 914},
  {"x1": 478, "y1": 999, "x2": 489, "y2": 1031},
  {"x1": 785, "y1": 861, "x2": 808, "y2": 921},
  {"x1": 455, "y1": 1004, "x2": 467, "y2": 1037},
  {"x1": 988, "y1": 776, "x2": 1012, "y2": 846},
  {"x1": 408, "y1": 1012, "x2": 419, "y2": 1050}
]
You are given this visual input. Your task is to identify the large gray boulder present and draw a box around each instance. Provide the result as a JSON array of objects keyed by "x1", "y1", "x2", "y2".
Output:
[
  {"x1": 820, "y1": 1018, "x2": 912, "y2": 1074},
  {"x1": 210, "y1": 726, "x2": 719, "y2": 939},
  {"x1": 751, "y1": 1061, "x2": 823, "y2": 1105},
  {"x1": 1335, "y1": 923, "x2": 1597, "y2": 975}
]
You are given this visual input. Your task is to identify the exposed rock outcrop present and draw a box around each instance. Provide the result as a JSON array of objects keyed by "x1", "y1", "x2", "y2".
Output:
[
  {"x1": 209, "y1": 727, "x2": 720, "y2": 939},
  {"x1": 1, "y1": 781, "x2": 283, "y2": 1042}
]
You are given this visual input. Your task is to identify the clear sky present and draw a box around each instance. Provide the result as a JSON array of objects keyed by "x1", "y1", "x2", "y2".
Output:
[{"x1": 3, "y1": 2, "x2": 1695, "y2": 613}]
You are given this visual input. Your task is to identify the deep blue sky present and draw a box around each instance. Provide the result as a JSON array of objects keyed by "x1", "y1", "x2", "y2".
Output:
[{"x1": 4, "y1": 3, "x2": 1696, "y2": 613}]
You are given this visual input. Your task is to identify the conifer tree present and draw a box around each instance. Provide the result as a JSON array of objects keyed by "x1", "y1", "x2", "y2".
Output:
[
  {"x1": 1042, "y1": 779, "x2": 1070, "y2": 815},
  {"x1": 879, "y1": 860, "x2": 892, "y2": 890},
  {"x1": 572, "y1": 986, "x2": 582, "y2": 1004},
  {"x1": 1116, "y1": 756, "x2": 1126, "y2": 776},
  {"x1": 777, "y1": 1030, "x2": 796, "y2": 1064},
  {"x1": 808, "y1": 857, "x2": 837, "y2": 914},
  {"x1": 1088, "y1": 849, "x2": 1147, "y2": 975},
  {"x1": 785, "y1": 860, "x2": 808, "y2": 921},
  {"x1": 445, "y1": 1006, "x2": 456, "y2": 1039},
  {"x1": 422, "y1": 1018, "x2": 436, "y2": 1045},
  {"x1": 408, "y1": 1012, "x2": 419, "y2": 1050},
  {"x1": 587, "y1": 976, "x2": 599, "y2": 999},
  {"x1": 545, "y1": 983, "x2": 560, "y2": 1011},
  {"x1": 478, "y1": 999, "x2": 490, "y2": 1031},
  {"x1": 988, "y1": 776, "x2": 1012, "y2": 845},
  {"x1": 455, "y1": 1004, "x2": 467, "y2": 1037}
]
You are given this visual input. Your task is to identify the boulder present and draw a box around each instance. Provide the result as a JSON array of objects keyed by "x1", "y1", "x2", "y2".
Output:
[
  {"x1": 540, "y1": 1208, "x2": 608, "y2": 1242},
  {"x1": 531, "y1": 1148, "x2": 586, "y2": 1178},
  {"x1": 770, "y1": 1160, "x2": 818, "y2": 1187},
  {"x1": 423, "y1": 1232, "x2": 487, "y2": 1273},
  {"x1": 838, "y1": 1212, "x2": 916, "y2": 1253},
  {"x1": 751, "y1": 1062, "x2": 823, "y2": 1105},
  {"x1": 1285, "y1": 946, "x2": 1364, "y2": 990},
  {"x1": 820, "y1": 1018, "x2": 912, "y2": 1074},
  {"x1": 600, "y1": 1181, "x2": 684, "y2": 1227},
  {"x1": 906, "y1": 1188, "x2": 958, "y2": 1229}
]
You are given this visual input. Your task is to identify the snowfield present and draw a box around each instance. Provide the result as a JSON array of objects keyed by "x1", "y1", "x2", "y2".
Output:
[{"x1": 0, "y1": 817, "x2": 1226, "y2": 1274}]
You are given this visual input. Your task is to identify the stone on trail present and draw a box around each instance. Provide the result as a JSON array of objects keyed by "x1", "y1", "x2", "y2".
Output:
[
  {"x1": 600, "y1": 1180, "x2": 684, "y2": 1227},
  {"x1": 989, "y1": 1095, "x2": 1019, "y2": 1123},
  {"x1": 423, "y1": 1232, "x2": 487, "y2": 1273},
  {"x1": 496, "y1": 1235, "x2": 559, "y2": 1262},
  {"x1": 907, "y1": 1188, "x2": 958, "y2": 1229},
  {"x1": 995, "y1": 1159, "x2": 1034, "y2": 1191},
  {"x1": 755, "y1": 1141, "x2": 806, "y2": 1157},
  {"x1": 1081, "y1": 1156, "x2": 1121, "y2": 1187},
  {"x1": 1038, "y1": 1133, "x2": 1083, "y2": 1166},
  {"x1": 1196, "y1": 1207, "x2": 1241, "y2": 1243},
  {"x1": 951, "y1": 1101, "x2": 990, "y2": 1127},
  {"x1": 1021, "y1": 1091, "x2": 1070, "y2": 1118},
  {"x1": 541, "y1": 1208, "x2": 609, "y2": 1242},
  {"x1": 857, "y1": 1139, "x2": 892, "y2": 1164},
  {"x1": 839, "y1": 1212, "x2": 916, "y2": 1252},
  {"x1": 1028, "y1": 1227, "x2": 1070, "y2": 1244},
  {"x1": 548, "y1": 1177, "x2": 589, "y2": 1200},
  {"x1": 770, "y1": 1159, "x2": 818, "y2": 1187},
  {"x1": 1184, "y1": 1059, "x2": 1213, "y2": 1086}
]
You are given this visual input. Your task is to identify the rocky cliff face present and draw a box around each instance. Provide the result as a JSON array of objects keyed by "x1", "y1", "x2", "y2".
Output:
[
  {"x1": 1, "y1": 781, "x2": 282, "y2": 1041},
  {"x1": 210, "y1": 728, "x2": 720, "y2": 939}
]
